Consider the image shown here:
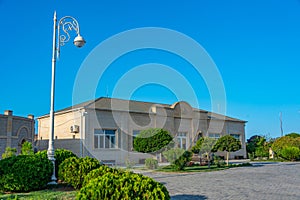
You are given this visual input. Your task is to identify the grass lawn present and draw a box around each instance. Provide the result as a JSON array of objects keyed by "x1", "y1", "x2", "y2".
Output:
[
  {"x1": 158, "y1": 162, "x2": 252, "y2": 173},
  {"x1": 0, "y1": 184, "x2": 76, "y2": 200}
]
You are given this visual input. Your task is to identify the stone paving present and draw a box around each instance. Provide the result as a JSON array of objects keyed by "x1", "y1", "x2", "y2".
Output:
[{"x1": 138, "y1": 162, "x2": 300, "y2": 200}]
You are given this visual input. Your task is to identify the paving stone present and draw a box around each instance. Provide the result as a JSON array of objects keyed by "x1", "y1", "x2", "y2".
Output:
[{"x1": 138, "y1": 162, "x2": 300, "y2": 200}]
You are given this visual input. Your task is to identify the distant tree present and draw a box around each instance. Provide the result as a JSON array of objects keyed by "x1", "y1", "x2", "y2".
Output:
[
  {"x1": 246, "y1": 135, "x2": 273, "y2": 159},
  {"x1": 199, "y1": 137, "x2": 217, "y2": 168},
  {"x1": 21, "y1": 141, "x2": 34, "y2": 155},
  {"x1": 191, "y1": 137, "x2": 204, "y2": 154},
  {"x1": 280, "y1": 147, "x2": 300, "y2": 161},
  {"x1": 1, "y1": 147, "x2": 17, "y2": 159},
  {"x1": 212, "y1": 135, "x2": 241, "y2": 166},
  {"x1": 271, "y1": 136, "x2": 300, "y2": 160},
  {"x1": 133, "y1": 128, "x2": 173, "y2": 153},
  {"x1": 285, "y1": 133, "x2": 300, "y2": 138}
]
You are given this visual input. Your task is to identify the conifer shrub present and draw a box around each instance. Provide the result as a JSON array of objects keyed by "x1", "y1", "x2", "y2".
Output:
[
  {"x1": 0, "y1": 155, "x2": 52, "y2": 192},
  {"x1": 162, "y1": 148, "x2": 185, "y2": 164},
  {"x1": 173, "y1": 150, "x2": 192, "y2": 170},
  {"x1": 82, "y1": 165, "x2": 121, "y2": 187},
  {"x1": 280, "y1": 147, "x2": 300, "y2": 161},
  {"x1": 58, "y1": 156, "x2": 102, "y2": 189},
  {"x1": 145, "y1": 158, "x2": 158, "y2": 169},
  {"x1": 133, "y1": 128, "x2": 173, "y2": 153},
  {"x1": 76, "y1": 171, "x2": 170, "y2": 200},
  {"x1": 1, "y1": 147, "x2": 17, "y2": 159}
]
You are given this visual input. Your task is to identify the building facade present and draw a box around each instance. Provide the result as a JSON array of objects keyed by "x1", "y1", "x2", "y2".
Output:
[
  {"x1": 37, "y1": 97, "x2": 247, "y2": 165},
  {"x1": 0, "y1": 110, "x2": 35, "y2": 157}
]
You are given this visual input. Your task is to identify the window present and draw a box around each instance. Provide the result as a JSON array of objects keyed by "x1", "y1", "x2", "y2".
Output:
[
  {"x1": 209, "y1": 133, "x2": 220, "y2": 139},
  {"x1": 177, "y1": 132, "x2": 187, "y2": 150},
  {"x1": 230, "y1": 134, "x2": 240, "y2": 140},
  {"x1": 94, "y1": 129, "x2": 116, "y2": 149}
]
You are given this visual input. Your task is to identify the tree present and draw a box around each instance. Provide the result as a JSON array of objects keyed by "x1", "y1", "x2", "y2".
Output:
[
  {"x1": 199, "y1": 137, "x2": 217, "y2": 168},
  {"x1": 1, "y1": 147, "x2": 17, "y2": 159},
  {"x1": 285, "y1": 133, "x2": 300, "y2": 138},
  {"x1": 21, "y1": 141, "x2": 34, "y2": 155},
  {"x1": 246, "y1": 135, "x2": 262, "y2": 157},
  {"x1": 133, "y1": 128, "x2": 173, "y2": 153},
  {"x1": 212, "y1": 135, "x2": 242, "y2": 166},
  {"x1": 271, "y1": 135, "x2": 300, "y2": 160},
  {"x1": 191, "y1": 137, "x2": 204, "y2": 154},
  {"x1": 246, "y1": 135, "x2": 273, "y2": 159},
  {"x1": 280, "y1": 147, "x2": 300, "y2": 161}
]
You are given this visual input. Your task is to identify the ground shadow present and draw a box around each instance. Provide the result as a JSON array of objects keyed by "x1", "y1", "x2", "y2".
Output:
[
  {"x1": 171, "y1": 194, "x2": 208, "y2": 200},
  {"x1": 250, "y1": 162, "x2": 280, "y2": 167}
]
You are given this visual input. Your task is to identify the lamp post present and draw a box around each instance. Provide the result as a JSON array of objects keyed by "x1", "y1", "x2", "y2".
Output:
[{"x1": 48, "y1": 11, "x2": 86, "y2": 184}]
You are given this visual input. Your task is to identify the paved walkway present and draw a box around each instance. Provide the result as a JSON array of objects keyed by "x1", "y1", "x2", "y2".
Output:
[{"x1": 138, "y1": 162, "x2": 300, "y2": 200}]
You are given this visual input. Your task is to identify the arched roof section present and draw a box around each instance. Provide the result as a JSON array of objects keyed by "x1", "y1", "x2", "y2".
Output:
[{"x1": 171, "y1": 101, "x2": 193, "y2": 118}]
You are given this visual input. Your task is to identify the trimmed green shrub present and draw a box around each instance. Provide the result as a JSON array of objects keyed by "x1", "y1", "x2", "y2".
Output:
[
  {"x1": 0, "y1": 155, "x2": 52, "y2": 192},
  {"x1": 133, "y1": 128, "x2": 173, "y2": 153},
  {"x1": 21, "y1": 141, "x2": 34, "y2": 155},
  {"x1": 213, "y1": 155, "x2": 226, "y2": 167},
  {"x1": 1, "y1": 147, "x2": 17, "y2": 159},
  {"x1": 191, "y1": 137, "x2": 204, "y2": 154},
  {"x1": 280, "y1": 147, "x2": 300, "y2": 161},
  {"x1": 58, "y1": 156, "x2": 102, "y2": 189},
  {"x1": 145, "y1": 158, "x2": 158, "y2": 169},
  {"x1": 272, "y1": 136, "x2": 300, "y2": 159},
  {"x1": 163, "y1": 148, "x2": 185, "y2": 164},
  {"x1": 36, "y1": 148, "x2": 77, "y2": 179},
  {"x1": 76, "y1": 171, "x2": 170, "y2": 200},
  {"x1": 173, "y1": 150, "x2": 192, "y2": 170},
  {"x1": 285, "y1": 133, "x2": 300, "y2": 138},
  {"x1": 82, "y1": 165, "x2": 121, "y2": 187}
]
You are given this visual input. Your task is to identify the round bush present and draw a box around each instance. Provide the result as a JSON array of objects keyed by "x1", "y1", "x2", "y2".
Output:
[
  {"x1": 36, "y1": 148, "x2": 78, "y2": 178},
  {"x1": 76, "y1": 171, "x2": 170, "y2": 200},
  {"x1": 133, "y1": 128, "x2": 173, "y2": 153},
  {"x1": 162, "y1": 148, "x2": 185, "y2": 164},
  {"x1": 58, "y1": 156, "x2": 102, "y2": 189},
  {"x1": 0, "y1": 155, "x2": 52, "y2": 192},
  {"x1": 145, "y1": 158, "x2": 158, "y2": 169},
  {"x1": 280, "y1": 147, "x2": 300, "y2": 161},
  {"x1": 173, "y1": 150, "x2": 192, "y2": 170},
  {"x1": 82, "y1": 165, "x2": 121, "y2": 187}
]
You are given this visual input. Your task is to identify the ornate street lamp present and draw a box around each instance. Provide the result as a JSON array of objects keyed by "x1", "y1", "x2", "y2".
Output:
[{"x1": 48, "y1": 11, "x2": 86, "y2": 184}]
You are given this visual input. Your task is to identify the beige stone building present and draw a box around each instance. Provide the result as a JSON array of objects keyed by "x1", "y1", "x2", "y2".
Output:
[
  {"x1": 0, "y1": 110, "x2": 35, "y2": 157},
  {"x1": 37, "y1": 97, "x2": 247, "y2": 165}
]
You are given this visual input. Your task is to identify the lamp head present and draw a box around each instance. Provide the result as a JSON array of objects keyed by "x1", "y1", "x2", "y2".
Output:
[{"x1": 73, "y1": 35, "x2": 86, "y2": 48}]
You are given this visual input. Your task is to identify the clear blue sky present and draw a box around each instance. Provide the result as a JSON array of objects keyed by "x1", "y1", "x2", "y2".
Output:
[{"x1": 1, "y1": 0, "x2": 300, "y2": 139}]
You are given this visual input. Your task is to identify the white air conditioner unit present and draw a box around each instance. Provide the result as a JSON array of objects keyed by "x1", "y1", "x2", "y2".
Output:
[{"x1": 70, "y1": 125, "x2": 79, "y2": 133}]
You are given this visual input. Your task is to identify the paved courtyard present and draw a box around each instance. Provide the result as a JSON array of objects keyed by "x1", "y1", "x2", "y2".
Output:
[{"x1": 139, "y1": 162, "x2": 300, "y2": 200}]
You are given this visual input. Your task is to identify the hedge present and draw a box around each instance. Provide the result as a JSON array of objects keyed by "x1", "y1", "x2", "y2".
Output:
[
  {"x1": 76, "y1": 171, "x2": 170, "y2": 200},
  {"x1": 0, "y1": 155, "x2": 52, "y2": 192},
  {"x1": 58, "y1": 156, "x2": 102, "y2": 189}
]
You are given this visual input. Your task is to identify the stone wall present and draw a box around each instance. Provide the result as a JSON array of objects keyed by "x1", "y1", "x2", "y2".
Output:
[{"x1": 0, "y1": 110, "x2": 35, "y2": 157}]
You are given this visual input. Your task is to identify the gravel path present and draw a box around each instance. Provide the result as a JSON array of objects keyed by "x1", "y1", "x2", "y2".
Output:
[{"x1": 138, "y1": 162, "x2": 300, "y2": 200}]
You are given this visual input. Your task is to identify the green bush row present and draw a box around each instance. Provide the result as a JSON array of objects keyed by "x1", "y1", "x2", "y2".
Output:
[
  {"x1": 58, "y1": 156, "x2": 102, "y2": 189},
  {"x1": 0, "y1": 155, "x2": 52, "y2": 192},
  {"x1": 58, "y1": 157, "x2": 170, "y2": 199},
  {"x1": 77, "y1": 170, "x2": 170, "y2": 200}
]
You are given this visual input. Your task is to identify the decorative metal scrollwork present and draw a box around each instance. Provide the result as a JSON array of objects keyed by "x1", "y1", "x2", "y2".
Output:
[{"x1": 56, "y1": 16, "x2": 81, "y2": 58}]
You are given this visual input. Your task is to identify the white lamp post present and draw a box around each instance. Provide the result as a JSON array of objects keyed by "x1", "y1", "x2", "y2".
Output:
[{"x1": 48, "y1": 11, "x2": 86, "y2": 184}]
